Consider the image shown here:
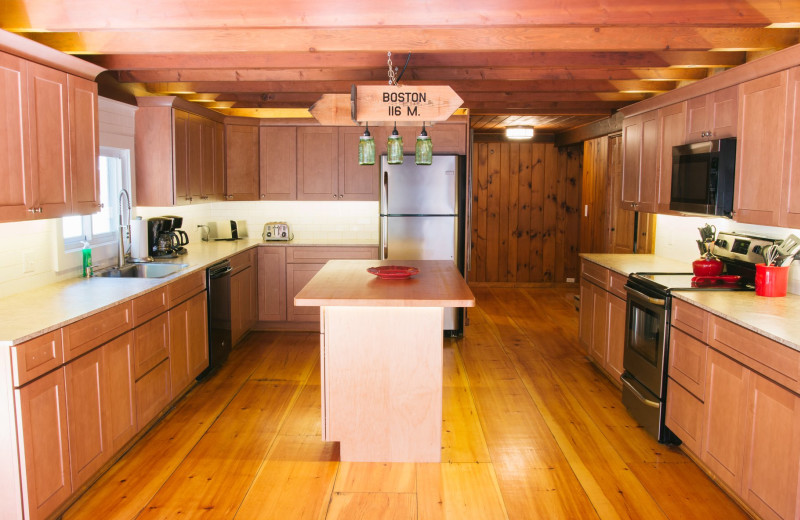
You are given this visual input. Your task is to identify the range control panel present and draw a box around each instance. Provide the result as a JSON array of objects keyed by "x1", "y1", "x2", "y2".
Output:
[{"x1": 713, "y1": 232, "x2": 780, "y2": 264}]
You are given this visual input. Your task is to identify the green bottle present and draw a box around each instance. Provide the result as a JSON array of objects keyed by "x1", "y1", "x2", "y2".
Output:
[{"x1": 82, "y1": 237, "x2": 93, "y2": 277}]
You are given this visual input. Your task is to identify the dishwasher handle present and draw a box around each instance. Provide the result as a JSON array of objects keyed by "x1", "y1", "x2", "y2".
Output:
[{"x1": 209, "y1": 261, "x2": 232, "y2": 278}]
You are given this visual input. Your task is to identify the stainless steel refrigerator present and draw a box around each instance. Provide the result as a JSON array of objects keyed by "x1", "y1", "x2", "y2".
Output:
[{"x1": 380, "y1": 154, "x2": 466, "y2": 335}]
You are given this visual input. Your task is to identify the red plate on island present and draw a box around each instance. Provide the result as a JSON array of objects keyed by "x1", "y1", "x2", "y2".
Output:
[{"x1": 367, "y1": 265, "x2": 420, "y2": 279}]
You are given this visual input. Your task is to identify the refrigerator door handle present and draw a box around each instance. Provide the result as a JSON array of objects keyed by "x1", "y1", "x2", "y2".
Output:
[
  {"x1": 382, "y1": 216, "x2": 388, "y2": 259},
  {"x1": 382, "y1": 170, "x2": 389, "y2": 213}
]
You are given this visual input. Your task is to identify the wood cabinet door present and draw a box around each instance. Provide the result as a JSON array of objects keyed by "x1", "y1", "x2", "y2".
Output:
[
  {"x1": 589, "y1": 283, "x2": 608, "y2": 365},
  {"x1": 225, "y1": 124, "x2": 259, "y2": 200},
  {"x1": 27, "y1": 62, "x2": 71, "y2": 218},
  {"x1": 135, "y1": 358, "x2": 171, "y2": 428},
  {"x1": 741, "y1": 372, "x2": 800, "y2": 520},
  {"x1": 656, "y1": 102, "x2": 686, "y2": 213},
  {"x1": 213, "y1": 121, "x2": 225, "y2": 199},
  {"x1": 15, "y1": 368, "x2": 72, "y2": 520},
  {"x1": 637, "y1": 111, "x2": 659, "y2": 212},
  {"x1": 169, "y1": 292, "x2": 209, "y2": 393},
  {"x1": 297, "y1": 126, "x2": 338, "y2": 200},
  {"x1": 782, "y1": 67, "x2": 800, "y2": 229},
  {"x1": 187, "y1": 291, "x2": 209, "y2": 379},
  {"x1": 579, "y1": 278, "x2": 594, "y2": 353},
  {"x1": 200, "y1": 117, "x2": 216, "y2": 200},
  {"x1": 133, "y1": 313, "x2": 170, "y2": 380},
  {"x1": 172, "y1": 109, "x2": 190, "y2": 204},
  {"x1": 665, "y1": 378, "x2": 704, "y2": 455},
  {"x1": 287, "y1": 263, "x2": 324, "y2": 322},
  {"x1": 685, "y1": 94, "x2": 710, "y2": 143},
  {"x1": 67, "y1": 75, "x2": 100, "y2": 215},
  {"x1": 426, "y1": 124, "x2": 467, "y2": 154},
  {"x1": 187, "y1": 113, "x2": 204, "y2": 201},
  {"x1": 702, "y1": 349, "x2": 749, "y2": 492},
  {"x1": 709, "y1": 86, "x2": 738, "y2": 139},
  {"x1": 258, "y1": 246, "x2": 287, "y2": 322},
  {"x1": 104, "y1": 332, "x2": 137, "y2": 451},
  {"x1": 338, "y1": 126, "x2": 379, "y2": 201},
  {"x1": 65, "y1": 347, "x2": 112, "y2": 489},
  {"x1": 620, "y1": 115, "x2": 641, "y2": 211},
  {"x1": 0, "y1": 53, "x2": 33, "y2": 222},
  {"x1": 605, "y1": 293, "x2": 625, "y2": 384},
  {"x1": 259, "y1": 126, "x2": 297, "y2": 200},
  {"x1": 231, "y1": 267, "x2": 256, "y2": 346},
  {"x1": 734, "y1": 71, "x2": 788, "y2": 226}
]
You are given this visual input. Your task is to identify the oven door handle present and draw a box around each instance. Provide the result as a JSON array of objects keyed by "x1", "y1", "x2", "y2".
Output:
[
  {"x1": 625, "y1": 285, "x2": 666, "y2": 306},
  {"x1": 621, "y1": 374, "x2": 660, "y2": 408}
]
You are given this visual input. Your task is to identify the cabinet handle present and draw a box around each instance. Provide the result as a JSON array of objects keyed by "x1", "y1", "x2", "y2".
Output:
[
  {"x1": 200, "y1": 196, "x2": 208, "y2": 200},
  {"x1": 27, "y1": 208, "x2": 36, "y2": 214},
  {"x1": 332, "y1": 194, "x2": 337, "y2": 199},
  {"x1": 260, "y1": 194, "x2": 265, "y2": 199}
]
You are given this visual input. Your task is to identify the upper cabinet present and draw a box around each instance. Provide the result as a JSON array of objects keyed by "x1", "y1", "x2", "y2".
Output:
[
  {"x1": 297, "y1": 127, "x2": 339, "y2": 200},
  {"x1": 656, "y1": 102, "x2": 686, "y2": 213},
  {"x1": 621, "y1": 110, "x2": 658, "y2": 213},
  {"x1": 259, "y1": 126, "x2": 297, "y2": 201},
  {"x1": 0, "y1": 52, "x2": 100, "y2": 223},
  {"x1": 782, "y1": 68, "x2": 800, "y2": 229},
  {"x1": 685, "y1": 86, "x2": 738, "y2": 143},
  {"x1": 225, "y1": 123, "x2": 260, "y2": 201},
  {"x1": 338, "y1": 127, "x2": 379, "y2": 201}
]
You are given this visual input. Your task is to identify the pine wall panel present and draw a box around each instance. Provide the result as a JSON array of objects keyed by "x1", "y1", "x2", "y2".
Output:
[{"x1": 470, "y1": 140, "x2": 582, "y2": 284}]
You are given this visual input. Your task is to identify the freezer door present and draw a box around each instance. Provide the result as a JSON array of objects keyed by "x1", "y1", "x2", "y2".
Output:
[
  {"x1": 381, "y1": 155, "x2": 457, "y2": 215},
  {"x1": 380, "y1": 215, "x2": 456, "y2": 262}
]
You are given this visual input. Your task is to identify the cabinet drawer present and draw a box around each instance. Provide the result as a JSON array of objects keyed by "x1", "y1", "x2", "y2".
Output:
[
  {"x1": 608, "y1": 272, "x2": 628, "y2": 300},
  {"x1": 63, "y1": 302, "x2": 133, "y2": 361},
  {"x1": 286, "y1": 246, "x2": 379, "y2": 263},
  {"x1": 669, "y1": 327, "x2": 707, "y2": 400},
  {"x1": 229, "y1": 248, "x2": 255, "y2": 275},
  {"x1": 709, "y1": 315, "x2": 800, "y2": 394},
  {"x1": 11, "y1": 330, "x2": 64, "y2": 387},
  {"x1": 168, "y1": 270, "x2": 206, "y2": 307},
  {"x1": 671, "y1": 299, "x2": 708, "y2": 342},
  {"x1": 665, "y1": 378, "x2": 704, "y2": 455},
  {"x1": 135, "y1": 358, "x2": 171, "y2": 428},
  {"x1": 133, "y1": 313, "x2": 170, "y2": 380},
  {"x1": 580, "y1": 260, "x2": 608, "y2": 289},
  {"x1": 132, "y1": 287, "x2": 168, "y2": 327}
]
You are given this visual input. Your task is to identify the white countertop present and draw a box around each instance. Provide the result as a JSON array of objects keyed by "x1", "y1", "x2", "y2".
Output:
[
  {"x1": 581, "y1": 253, "x2": 800, "y2": 352},
  {"x1": 0, "y1": 238, "x2": 378, "y2": 345}
]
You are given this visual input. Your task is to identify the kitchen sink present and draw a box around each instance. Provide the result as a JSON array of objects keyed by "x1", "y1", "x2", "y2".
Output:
[{"x1": 94, "y1": 263, "x2": 189, "y2": 278}]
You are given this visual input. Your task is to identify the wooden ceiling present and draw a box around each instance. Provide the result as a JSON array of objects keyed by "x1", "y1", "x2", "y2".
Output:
[{"x1": 4, "y1": 1, "x2": 800, "y2": 134}]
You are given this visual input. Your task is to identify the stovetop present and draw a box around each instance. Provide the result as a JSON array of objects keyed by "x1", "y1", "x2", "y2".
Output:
[{"x1": 630, "y1": 272, "x2": 754, "y2": 293}]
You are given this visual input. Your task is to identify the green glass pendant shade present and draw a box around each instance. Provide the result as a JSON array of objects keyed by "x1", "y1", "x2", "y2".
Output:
[
  {"x1": 387, "y1": 124, "x2": 403, "y2": 164},
  {"x1": 415, "y1": 125, "x2": 432, "y2": 165},
  {"x1": 358, "y1": 125, "x2": 375, "y2": 165}
]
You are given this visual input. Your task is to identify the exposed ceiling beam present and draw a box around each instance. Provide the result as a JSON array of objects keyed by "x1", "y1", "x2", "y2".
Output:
[
  {"x1": 217, "y1": 92, "x2": 652, "y2": 104},
  {"x1": 21, "y1": 27, "x2": 798, "y2": 54}
]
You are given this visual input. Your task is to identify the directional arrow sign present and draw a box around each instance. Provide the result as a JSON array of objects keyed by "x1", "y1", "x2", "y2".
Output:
[
  {"x1": 309, "y1": 94, "x2": 356, "y2": 126},
  {"x1": 354, "y1": 85, "x2": 463, "y2": 122}
]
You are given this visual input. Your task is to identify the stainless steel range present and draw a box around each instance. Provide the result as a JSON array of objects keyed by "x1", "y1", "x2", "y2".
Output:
[{"x1": 621, "y1": 231, "x2": 780, "y2": 443}]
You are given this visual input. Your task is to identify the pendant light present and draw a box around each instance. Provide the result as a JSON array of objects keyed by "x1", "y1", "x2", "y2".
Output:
[
  {"x1": 415, "y1": 123, "x2": 432, "y2": 165},
  {"x1": 358, "y1": 123, "x2": 375, "y2": 165},
  {"x1": 387, "y1": 122, "x2": 403, "y2": 164}
]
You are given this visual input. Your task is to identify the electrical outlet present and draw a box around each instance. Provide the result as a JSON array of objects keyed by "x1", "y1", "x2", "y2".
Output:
[
  {"x1": 566, "y1": 277, "x2": 576, "y2": 283},
  {"x1": 22, "y1": 253, "x2": 34, "y2": 274}
]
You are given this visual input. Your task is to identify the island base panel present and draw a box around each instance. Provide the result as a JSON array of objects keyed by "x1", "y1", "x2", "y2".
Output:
[{"x1": 322, "y1": 306, "x2": 443, "y2": 463}]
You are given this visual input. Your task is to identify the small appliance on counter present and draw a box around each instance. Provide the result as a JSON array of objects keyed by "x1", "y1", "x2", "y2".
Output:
[
  {"x1": 206, "y1": 220, "x2": 248, "y2": 240},
  {"x1": 147, "y1": 216, "x2": 187, "y2": 258},
  {"x1": 262, "y1": 221, "x2": 293, "y2": 241},
  {"x1": 163, "y1": 215, "x2": 189, "y2": 255}
]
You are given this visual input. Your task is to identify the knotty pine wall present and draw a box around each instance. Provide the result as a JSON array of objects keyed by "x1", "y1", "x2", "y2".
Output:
[{"x1": 470, "y1": 140, "x2": 582, "y2": 284}]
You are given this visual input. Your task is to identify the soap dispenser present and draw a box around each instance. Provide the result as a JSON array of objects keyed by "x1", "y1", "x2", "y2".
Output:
[{"x1": 81, "y1": 237, "x2": 93, "y2": 277}]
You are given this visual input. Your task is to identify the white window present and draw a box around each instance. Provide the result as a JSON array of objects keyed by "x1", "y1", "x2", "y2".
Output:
[{"x1": 62, "y1": 147, "x2": 131, "y2": 249}]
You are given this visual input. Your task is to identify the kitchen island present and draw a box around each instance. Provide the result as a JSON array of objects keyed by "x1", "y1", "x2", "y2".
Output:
[{"x1": 294, "y1": 259, "x2": 475, "y2": 462}]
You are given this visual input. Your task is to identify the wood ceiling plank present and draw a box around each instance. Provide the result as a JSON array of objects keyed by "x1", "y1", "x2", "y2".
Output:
[
  {"x1": 464, "y1": 103, "x2": 620, "y2": 115},
  {"x1": 82, "y1": 50, "x2": 748, "y2": 70},
  {"x1": 5, "y1": 0, "x2": 796, "y2": 29},
  {"x1": 20, "y1": 27, "x2": 798, "y2": 54},
  {"x1": 217, "y1": 92, "x2": 650, "y2": 104}
]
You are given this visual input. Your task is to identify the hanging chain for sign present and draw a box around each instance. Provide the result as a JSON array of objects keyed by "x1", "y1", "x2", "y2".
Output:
[{"x1": 387, "y1": 52, "x2": 397, "y2": 86}]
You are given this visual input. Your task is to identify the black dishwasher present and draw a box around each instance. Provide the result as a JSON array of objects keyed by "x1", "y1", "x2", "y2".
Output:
[{"x1": 198, "y1": 260, "x2": 232, "y2": 380}]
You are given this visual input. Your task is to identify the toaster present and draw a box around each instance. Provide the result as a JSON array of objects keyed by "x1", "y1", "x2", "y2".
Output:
[
  {"x1": 262, "y1": 222, "x2": 292, "y2": 241},
  {"x1": 207, "y1": 220, "x2": 248, "y2": 240}
]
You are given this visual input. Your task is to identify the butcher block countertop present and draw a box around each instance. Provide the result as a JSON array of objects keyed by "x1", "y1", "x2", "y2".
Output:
[{"x1": 294, "y1": 260, "x2": 475, "y2": 308}]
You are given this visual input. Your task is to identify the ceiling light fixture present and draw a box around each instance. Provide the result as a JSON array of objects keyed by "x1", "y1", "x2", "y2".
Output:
[
  {"x1": 358, "y1": 123, "x2": 375, "y2": 166},
  {"x1": 505, "y1": 126, "x2": 534, "y2": 140},
  {"x1": 387, "y1": 123, "x2": 404, "y2": 165},
  {"x1": 415, "y1": 122, "x2": 432, "y2": 165}
]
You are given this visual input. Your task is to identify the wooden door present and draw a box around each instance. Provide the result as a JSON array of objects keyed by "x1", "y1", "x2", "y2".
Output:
[
  {"x1": 607, "y1": 134, "x2": 635, "y2": 254},
  {"x1": 169, "y1": 299, "x2": 190, "y2": 395},
  {"x1": 67, "y1": 75, "x2": 100, "y2": 215},
  {"x1": 685, "y1": 94, "x2": 710, "y2": 143},
  {"x1": 425, "y1": 123, "x2": 467, "y2": 154},
  {"x1": 782, "y1": 67, "x2": 800, "y2": 228},
  {"x1": 172, "y1": 109, "x2": 190, "y2": 204},
  {"x1": 187, "y1": 113, "x2": 204, "y2": 201},
  {"x1": 245, "y1": 260, "x2": 258, "y2": 331},
  {"x1": 579, "y1": 278, "x2": 594, "y2": 353},
  {"x1": 286, "y1": 263, "x2": 324, "y2": 321},
  {"x1": 620, "y1": 115, "x2": 641, "y2": 211},
  {"x1": 709, "y1": 86, "x2": 738, "y2": 139},
  {"x1": 187, "y1": 292, "x2": 209, "y2": 379},
  {"x1": 589, "y1": 283, "x2": 608, "y2": 365},
  {"x1": 741, "y1": 373, "x2": 800, "y2": 520},
  {"x1": 133, "y1": 313, "x2": 169, "y2": 380},
  {"x1": 0, "y1": 52, "x2": 33, "y2": 222},
  {"x1": 636, "y1": 111, "x2": 659, "y2": 212},
  {"x1": 258, "y1": 246, "x2": 287, "y2": 322},
  {"x1": 15, "y1": 368, "x2": 72, "y2": 520},
  {"x1": 27, "y1": 62, "x2": 70, "y2": 218},
  {"x1": 200, "y1": 117, "x2": 216, "y2": 200},
  {"x1": 734, "y1": 71, "x2": 788, "y2": 226},
  {"x1": 656, "y1": 102, "x2": 686, "y2": 213},
  {"x1": 338, "y1": 126, "x2": 379, "y2": 201},
  {"x1": 225, "y1": 124, "x2": 259, "y2": 200},
  {"x1": 230, "y1": 268, "x2": 246, "y2": 345},
  {"x1": 104, "y1": 332, "x2": 137, "y2": 451},
  {"x1": 702, "y1": 349, "x2": 749, "y2": 492},
  {"x1": 65, "y1": 347, "x2": 112, "y2": 489},
  {"x1": 605, "y1": 293, "x2": 626, "y2": 384},
  {"x1": 213, "y1": 121, "x2": 225, "y2": 198},
  {"x1": 259, "y1": 126, "x2": 297, "y2": 200},
  {"x1": 135, "y1": 359, "x2": 171, "y2": 428},
  {"x1": 297, "y1": 126, "x2": 338, "y2": 200}
]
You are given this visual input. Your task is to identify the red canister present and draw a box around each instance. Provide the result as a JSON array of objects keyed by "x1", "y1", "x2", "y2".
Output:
[{"x1": 755, "y1": 263, "x2": 790, "y2": 297}]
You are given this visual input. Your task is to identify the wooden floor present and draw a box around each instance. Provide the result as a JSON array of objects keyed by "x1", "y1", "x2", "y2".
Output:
[{"x1": 62, "y1": 287, "x2": 750, "y2": 519}]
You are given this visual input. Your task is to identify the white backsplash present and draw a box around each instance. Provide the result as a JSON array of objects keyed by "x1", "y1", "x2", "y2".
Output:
[{"x1": 654, "y1": 214, "x2": 800, "y2": 295}]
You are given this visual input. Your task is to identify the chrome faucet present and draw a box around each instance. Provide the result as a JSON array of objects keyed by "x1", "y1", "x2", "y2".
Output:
[{"x1": 118, "y1": 189, "x2": 132, "y2": 268}]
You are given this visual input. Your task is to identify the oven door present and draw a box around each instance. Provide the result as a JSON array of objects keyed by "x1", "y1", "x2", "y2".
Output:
[{"x1": 623, "y1": 284, "x2": 669, "y2": 398}]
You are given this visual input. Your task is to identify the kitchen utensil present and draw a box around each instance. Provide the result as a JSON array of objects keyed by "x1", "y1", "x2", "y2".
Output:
[
  {"x1": 775, "y1": 234, "x2": 800, "y2": 267},
  {"x1": 698, "y1": 223, "x2": 717, "y2": 242},
  {"x1": 763, "y1": 244, "x2": 780, "y2": 266},
  {"x1": 367, "y1": 265, "x2": 420, "y2": 279},
  {"x1": 696, "y1": 240, "x2": 707, "y2": 257}
]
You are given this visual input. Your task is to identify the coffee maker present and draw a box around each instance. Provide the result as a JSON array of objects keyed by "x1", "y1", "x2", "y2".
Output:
[
  {"x1": 163, "y1": 215, "x2": 189, "y2": 255},
  {"x1": 148, "y1": 217, "x2": 182, "y2": 258}
]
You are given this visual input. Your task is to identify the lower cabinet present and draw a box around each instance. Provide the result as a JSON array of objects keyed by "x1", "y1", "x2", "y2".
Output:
[
  {"x1": 230, "y1": 249, "x2": 257, "y2": 345},
  {"x1": 14, "y1": 368, "x2": 71, "y2": 520},
  {"x1": 258, "y1": 246, "x2": 287, "y2": 322},
  {"x1": 169, "y1": 291, "x2": 209, "y2": 396},
  {"x1": 287, "y1": 263, "x2": 327, "y2": 322},
  {"x1": 135, "y1": 359, "x2": 171, "y2": 428},
  {"x1": 104, "y1": 332, "x2": 137, "y2": 452}
]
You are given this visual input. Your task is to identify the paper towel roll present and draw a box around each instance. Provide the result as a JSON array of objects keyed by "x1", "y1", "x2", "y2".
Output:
[{"x1": 130, "y1": 219, "x2": 150, "y2": 259}]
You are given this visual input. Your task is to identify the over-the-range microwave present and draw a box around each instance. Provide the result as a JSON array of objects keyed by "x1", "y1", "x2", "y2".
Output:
[{"x1": 670, "y1": 137, "x2": 736, "y2": 218}]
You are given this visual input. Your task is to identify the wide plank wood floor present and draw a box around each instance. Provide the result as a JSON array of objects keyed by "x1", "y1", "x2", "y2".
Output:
[{"x1": 62, "y1": 287, "x2": 749, "y2": 519}]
